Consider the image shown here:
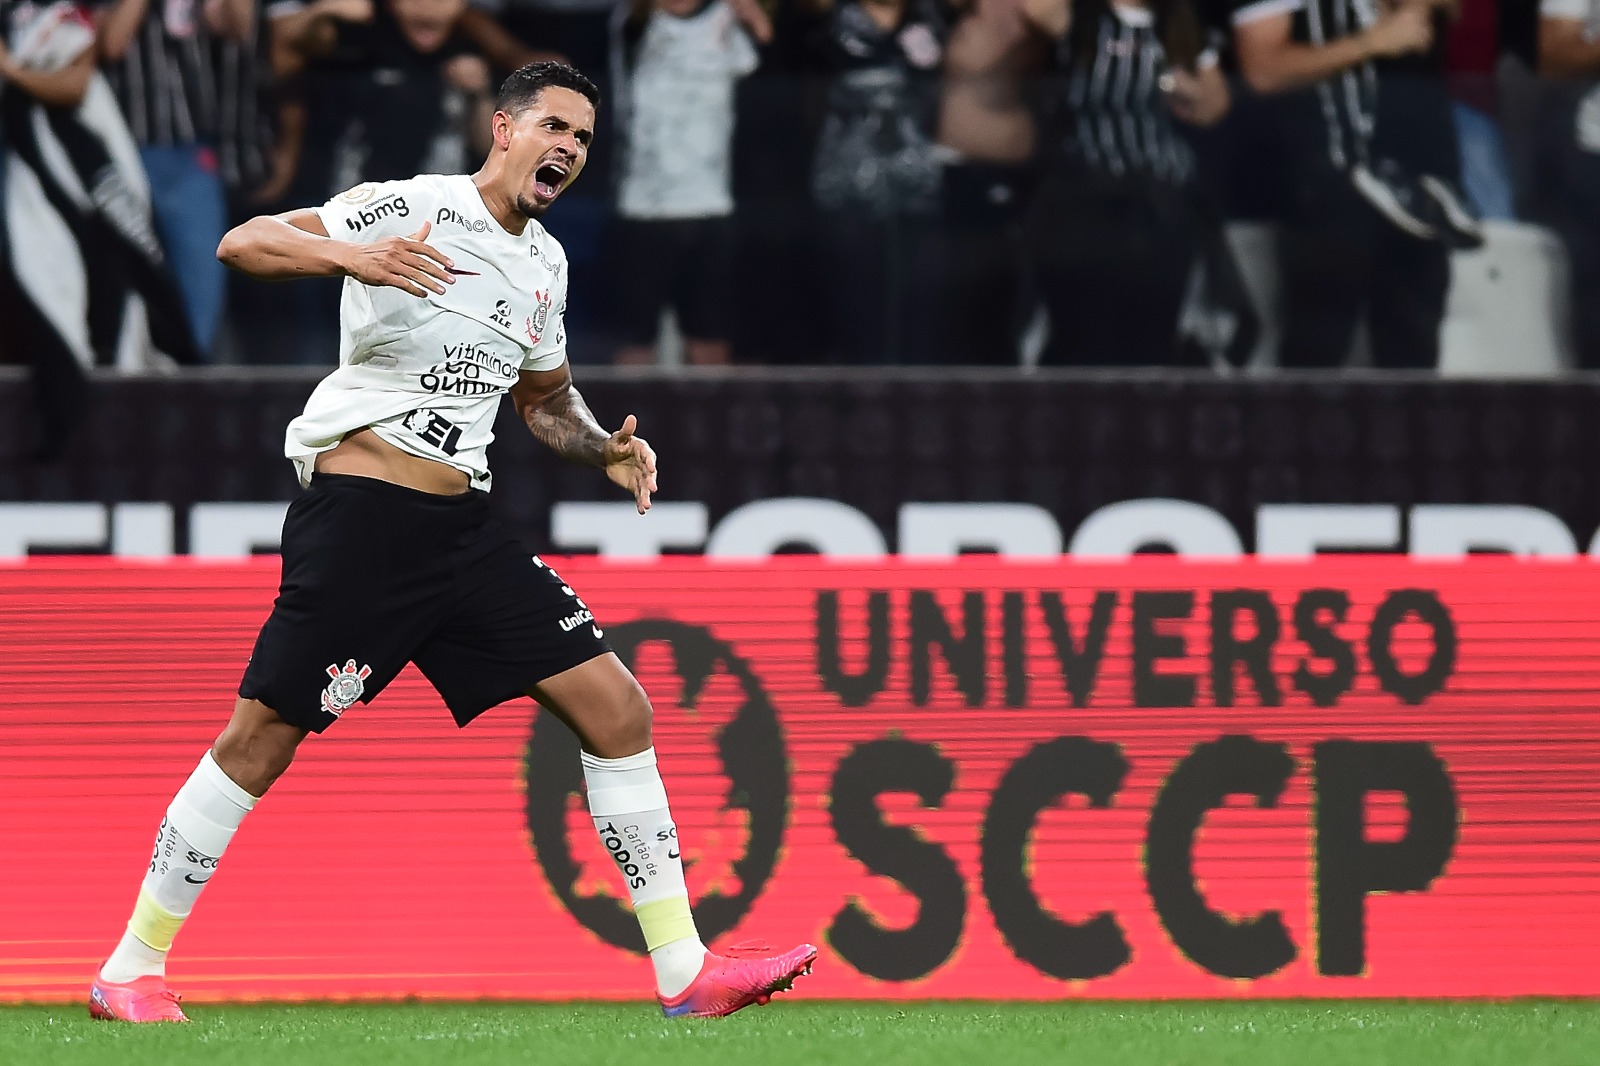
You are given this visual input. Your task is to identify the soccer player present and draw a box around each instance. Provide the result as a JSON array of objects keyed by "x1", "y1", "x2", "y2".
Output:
[{"x1": 87, "y1": 60, "x2": 816, "y2": 1024}]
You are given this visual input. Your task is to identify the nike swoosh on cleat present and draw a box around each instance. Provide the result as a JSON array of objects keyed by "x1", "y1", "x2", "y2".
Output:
[{"x1": 183, "y1": 874, "x2": 210, "y2": 885}]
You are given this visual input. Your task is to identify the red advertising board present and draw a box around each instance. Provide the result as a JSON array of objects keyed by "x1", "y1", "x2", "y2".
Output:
[{"x1": 2, "y1": 558, "x2": 1597, "y2": 1002}]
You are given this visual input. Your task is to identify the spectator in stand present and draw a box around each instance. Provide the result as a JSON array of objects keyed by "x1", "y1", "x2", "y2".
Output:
[
  {"x1": 800, "y1": 0, "x2": 954, "y2": 364},
  {"x1": 457, "y1": 0, "x2": 616, "y2": 357},
  {"x1": 1538, "y1": 0, "x2": 1600, "y2": 366},
  {"x1": 214, "y1": 2, "x2": 273, "y2": 198},
  {"x1": 1021, "y1": 0, "x2": 1233, "y2": 365},
  {"x1": 2, "y1": 0, "x2": 198, "y2": 450},
  {"x1": 608, "y1": 0, "x2": 770, "y2": 365},
  {"x1": 1444, "y1": 0, "x2": 1516, "y2": 220},
  {"x1": 936, "y1": 0, "x2": 1036, "y2": 365},
  {"x1": 1232, "y1": 0, "x2": 1477, "y2": 369},
  {"x1": 460, "y1": 0, "x2": 609, "y2": 82},
  {"x1": 213, "y1": 0, "x2": 296, "y2": 362},
  {"x1": 276, "y1": 0, "x2": 494, "y2": 192},
  {"x1": 265, "y1": 0, "x2": 492, "y2": 360},
  {"x1": 93, "y1": 0, "x2": 256, "y2": 359},
  {"x1": 455, "y1": 0, "x2": 556, "y2": 72}
]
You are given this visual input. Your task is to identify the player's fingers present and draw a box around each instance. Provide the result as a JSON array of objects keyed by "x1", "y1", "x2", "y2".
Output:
[
  {"x1": 407, "y1": 241, "x2": 454, "y2": 271},
  {"x1": 406, "y1": 267, "x2": 447, "y2": 295},
  {"x1": 405, "y1": 251, "x2": 453, "y2": 284},
  {"x1": 407, "y1": 221, "x2": 432, "y2": 243},
  {"x1": 379, "y1": 269, "x2": 423, "y2": 297},
  {"x1": 614, "y1": 414, "x2": 637, "y2": 441},
  {"x1": 396, "y1": 269, "x2": 442, "y2": 296}
]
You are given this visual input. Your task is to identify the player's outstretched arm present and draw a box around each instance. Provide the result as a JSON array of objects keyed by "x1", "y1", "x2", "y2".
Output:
[
  {"x1": 511, "y1": 363, "x2": 658, "y2": 514},
  {"x1": 215, "y1": 211, "x2": 455, "y2": 296}
]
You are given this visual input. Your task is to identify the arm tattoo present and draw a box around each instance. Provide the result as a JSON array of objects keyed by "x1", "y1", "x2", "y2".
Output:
[{"x1": 523, "y1": 381, "x2": 609, "y2": 467}]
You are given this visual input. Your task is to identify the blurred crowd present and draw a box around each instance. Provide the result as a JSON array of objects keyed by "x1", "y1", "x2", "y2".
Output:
[{"x1": 0, "y1": 0, "x2": 1596, "y2": 372}]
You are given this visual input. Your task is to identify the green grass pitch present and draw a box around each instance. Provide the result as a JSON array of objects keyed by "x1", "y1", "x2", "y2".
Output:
[{"x1": 3, "y1": 1001, "x2": 1596, "y2": 1065}]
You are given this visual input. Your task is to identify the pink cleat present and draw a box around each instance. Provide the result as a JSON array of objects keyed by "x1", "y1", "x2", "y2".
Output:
[
  {"x1": 88, "y1": 973, "x2": 189, "y2": 1023},
  {"x1": 659, "y1": 940, "x2": 818, "y2": 1019}
]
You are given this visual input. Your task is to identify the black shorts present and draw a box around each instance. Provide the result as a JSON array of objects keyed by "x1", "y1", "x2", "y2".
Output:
[
  {"x1": 239, "y1": 474, "x2": 609, "y2": 732},
  {"x1": 609, "y1": 216, "x2": 736, "y2": 345}
]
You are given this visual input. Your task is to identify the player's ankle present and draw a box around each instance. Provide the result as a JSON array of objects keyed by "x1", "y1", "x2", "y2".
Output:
[
  {"x1": 652, "y1": 937, "x2": 709, "y2": 999},
  {"x1": 99, "y1": 929, "x2": 168, "y2": 984}
]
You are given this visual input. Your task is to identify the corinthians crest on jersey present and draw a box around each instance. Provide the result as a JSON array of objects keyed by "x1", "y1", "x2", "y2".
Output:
[
  {"x1": 525, "y1": 289, "x2": 553, "y2": 345},
  {"x1": 321, "y1": 660, "x2": 373, "y2": 716}
]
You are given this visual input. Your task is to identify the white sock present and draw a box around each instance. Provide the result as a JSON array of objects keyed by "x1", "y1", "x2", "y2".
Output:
[
  {"x1": 582, "y1": 748, "x2": 708, "y2": 998},
  {"x1": 99, "y1": 751, "x2": 257, "y2": 984}
]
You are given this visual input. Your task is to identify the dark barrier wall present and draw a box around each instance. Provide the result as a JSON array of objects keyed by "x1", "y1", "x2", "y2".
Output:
[
  {"x1": 4, "y1": 371, "x2": 1600, "y2": 555},
  {"x1": 4, "y1": 559, "x2": 1598, "y2": 1001}
]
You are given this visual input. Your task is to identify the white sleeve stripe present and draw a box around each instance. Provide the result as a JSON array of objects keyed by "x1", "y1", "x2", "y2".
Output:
[{"x1": 1233, "y1": 0, "x2": 1304, "y2": 25}]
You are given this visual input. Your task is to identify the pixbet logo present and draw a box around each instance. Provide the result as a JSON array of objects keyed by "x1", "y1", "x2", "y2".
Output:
[
  {"x1": 437, "y1": 206, "x2": 491, "y2": 233},
  {"x1": 346, "y1": 196, "x2": 409, "y2": 233}
]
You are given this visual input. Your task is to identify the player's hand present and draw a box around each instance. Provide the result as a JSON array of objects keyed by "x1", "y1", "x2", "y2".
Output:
[
  {"x1": 342, "y1": 221, "x2": 454, "y2": 297},
  {"x1": 602, "y1": 414, "x2": 658, "y2": 514},
  {"x1": 444, "y1": 54, "x2": 491, "y2": 95},
  {"x1": 1362, "y1": 5, "x2": 1432, "y2": 57}
]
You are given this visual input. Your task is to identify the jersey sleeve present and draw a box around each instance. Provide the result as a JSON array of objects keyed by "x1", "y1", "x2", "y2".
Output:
[
  {"x1": 315, "y1": 178, "x2": 433, "y2": 244},
  {"x1": 521, "y1": 253, "x2": 570, "y2": 372}
]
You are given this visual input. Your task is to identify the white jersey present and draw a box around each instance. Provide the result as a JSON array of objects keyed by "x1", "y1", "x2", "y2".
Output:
[
  {"x1": 615, "y1": 0, "x2": 759, "y2": 220},
  {"x1": 285, "y1": 173, "x2": 569, "y2": 491}
]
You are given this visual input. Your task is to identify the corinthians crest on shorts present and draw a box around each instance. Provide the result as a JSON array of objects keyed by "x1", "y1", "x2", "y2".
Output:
[{"x1": 321, "y1": 659, "x2": 373, "y2": 716}]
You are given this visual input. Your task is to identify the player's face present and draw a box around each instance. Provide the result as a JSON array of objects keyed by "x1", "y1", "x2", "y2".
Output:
[{"x1": 503, "y1": 88, "x2": 594, "y2": 219}]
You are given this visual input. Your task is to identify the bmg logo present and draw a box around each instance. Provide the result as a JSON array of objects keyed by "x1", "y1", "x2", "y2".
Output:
[{"x1": 346, "y1": 196, "x2": 410, "y2": 232}]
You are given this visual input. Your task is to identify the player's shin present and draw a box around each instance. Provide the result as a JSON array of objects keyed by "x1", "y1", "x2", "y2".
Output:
[
  {"x1": 98, "y1": 751, "x2": 257, "y2": 983},
  {"x1": 582, "y1": 748, "x2": 708, "y2": 998}
]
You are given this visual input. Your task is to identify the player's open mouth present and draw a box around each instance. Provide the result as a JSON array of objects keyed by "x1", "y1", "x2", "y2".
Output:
[{"x1": 534, "y1": 162, "x2": 569, "y2": 201}]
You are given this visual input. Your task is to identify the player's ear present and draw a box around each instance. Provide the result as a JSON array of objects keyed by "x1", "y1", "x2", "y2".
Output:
[{"x1": 493, "y1": 110, "x2": 513, "y2": 151}]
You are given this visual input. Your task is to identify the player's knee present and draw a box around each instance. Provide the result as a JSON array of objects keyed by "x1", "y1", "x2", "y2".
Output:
[
  {"x1": 212, "y1": 699, "x2": 305, "y2": 797},
  {"x1": 587, "y1": 682, "x2": 653, "y2": 759}
]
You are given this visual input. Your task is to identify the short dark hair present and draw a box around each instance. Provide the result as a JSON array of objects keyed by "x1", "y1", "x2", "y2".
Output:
[{"x1": 496, "y1": 61, "x2": 601, "y2": 116}]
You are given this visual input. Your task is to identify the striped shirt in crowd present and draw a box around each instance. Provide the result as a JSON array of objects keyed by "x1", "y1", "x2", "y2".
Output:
[
  {"x1": 93, "y1": 0, "x2": 275, "y2": 190},
  {"x1": 93, "y1": 0, "x2": 219, "y2": 147},
  {"x1": 213, "y1": 9, "x2": 272, "y2": 190},
  {"x1": 1232, "y1": 0, "x2": 1376, "y2": 169},
  {"x1": 1053, "y1": 6, "x2": 1211, "y2": 185}
]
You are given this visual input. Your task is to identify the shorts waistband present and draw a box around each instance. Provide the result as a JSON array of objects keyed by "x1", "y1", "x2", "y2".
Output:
[{"x1": 308, "y1": 472, "x2": 489, "y2": 510}]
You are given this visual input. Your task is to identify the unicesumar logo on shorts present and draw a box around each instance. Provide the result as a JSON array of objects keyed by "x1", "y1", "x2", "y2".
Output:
[{"x1": 321, "y1": 659, "x2": 372, "y2": 716}]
